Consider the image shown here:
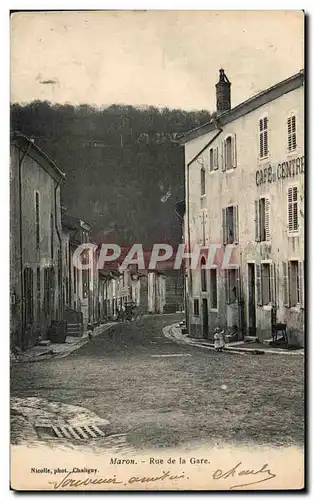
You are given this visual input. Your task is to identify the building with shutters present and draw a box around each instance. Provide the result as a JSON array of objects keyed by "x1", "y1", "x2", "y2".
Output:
[
  {"x1": 179, "y1": 69, "x2": 304, "y2": 347},
  {"x1": 10, "y1": 132, "x2": 66, "y2": 350}
]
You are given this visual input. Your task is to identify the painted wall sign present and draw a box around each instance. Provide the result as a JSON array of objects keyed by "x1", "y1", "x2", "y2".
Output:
[{"x1": 256, "y1": 155, "x2": 304, "y2": 186}]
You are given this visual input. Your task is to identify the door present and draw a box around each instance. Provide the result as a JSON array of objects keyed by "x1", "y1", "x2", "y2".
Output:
[
  {"x1": 247, "y1": 263, "x2": 256, "y2": 335},
  {"x1": 202, "y1": 298, "x2": 209, "y2": 339}
]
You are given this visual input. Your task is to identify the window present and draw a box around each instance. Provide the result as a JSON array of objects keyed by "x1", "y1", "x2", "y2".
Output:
[
  {"x1": 224, "y1": 268, "x2": 239, "y2": 304},
  {"x1": 222, "y1": 205, "x2": 238, "y2": 244},
  {"x1": 256, "y1": 262, "x2": 276, "y2": 306},
  {"x1": 201, "y1": 257, "x2": 207, "y2": 292},
  {"x1": 36, "y1": 266, "x2": 41, "y2": 321},
  {"x1": 193, "y1": 299, "x2": 200, "y2": 316},
  {"x1": 288, "y1": 186, "x2": 298, "y2": 232},
  {"x1": 210, "y1": 268, "x2": 218, "y2": 309},
  {"x1": 288, "y1": 114, "x2": 297, "y2": 152},
  {"x1": 222, "y1": 135, "x2": 236, "y2": 171},
  {"x1": 283, "y1": 260, "x2": 304, "y2": 308},
  {"x1": 259, "y1": 117, "x2": 268, "y2": 158},
  {"x1": 200, "y1": 167, "x2": 206, "y2": 196},
  {"x1": 209, "y1": 147, "x2": 219, "y2": 172},
  {"x1": 35, "y1": 191, "x2": 40, "y2": 249},
  {"x1": 255, "y1": 197, "x2": 270, "y2": 242}
]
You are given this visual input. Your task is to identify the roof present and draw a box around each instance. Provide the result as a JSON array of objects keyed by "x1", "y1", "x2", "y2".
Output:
[
  {"x1": 11, "y1": 131, "x2": 66, "y2": 180},
  {"x1": 178, "y1": 70, "x2": 304, "y2": 144}
]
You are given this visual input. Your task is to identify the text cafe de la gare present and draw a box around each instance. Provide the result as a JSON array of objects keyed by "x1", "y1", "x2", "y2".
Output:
[{"x1": 256, "y1": 155, "x2": 305, "y2": 186}]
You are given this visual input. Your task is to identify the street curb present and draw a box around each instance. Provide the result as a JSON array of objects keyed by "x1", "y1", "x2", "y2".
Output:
[
  {"x1": 163, "y1": 323, "x2": 304, "y2": 357},
  {"x1": 12, "y1": 322, "x2": 117, "y2": 363}
]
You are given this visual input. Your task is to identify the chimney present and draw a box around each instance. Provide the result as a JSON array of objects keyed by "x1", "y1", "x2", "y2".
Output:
[{"x1": 215, "y1": 69, "x2": 231, "y2": 112}]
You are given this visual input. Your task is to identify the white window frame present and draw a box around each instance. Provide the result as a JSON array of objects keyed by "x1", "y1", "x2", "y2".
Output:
[
  {"x1": 222, "y1": 204, "x2": 239, "y2": 245},
  {"x1": 287, "y1": 111, "x2": 297, "y2": 153},
  {"x1": 256, "y1": 260, "x2": 276, "y2": 308},
  {"x1": 287, "y1": 185, "x2": 299, "y2": 234},
  {"x1": 259, "y1": 114, "x2": 269, "y2": 160}
]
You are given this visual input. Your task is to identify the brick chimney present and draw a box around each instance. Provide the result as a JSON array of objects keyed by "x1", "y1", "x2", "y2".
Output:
[{"x1": 215, "y1": 69, "x2": 231, "y2": 112}]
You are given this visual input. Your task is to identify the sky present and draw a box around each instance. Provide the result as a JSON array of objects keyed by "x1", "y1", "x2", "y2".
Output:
[{"x1": 11, "y1": 10, "x2": 304, "y2": 111}]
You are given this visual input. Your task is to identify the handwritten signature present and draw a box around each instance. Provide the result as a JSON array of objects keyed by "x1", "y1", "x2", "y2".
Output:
[
  {"x1": 212, "y1": 462, "x2": 276, "y2": 490},
  {"x1": 49, "y1": 470, "x2": 186, "y2": 489}
]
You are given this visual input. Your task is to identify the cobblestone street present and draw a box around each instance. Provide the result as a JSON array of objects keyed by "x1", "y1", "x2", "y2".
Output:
[{"x1": 11, "y1": 314, "x2": 304, "y2": 453}]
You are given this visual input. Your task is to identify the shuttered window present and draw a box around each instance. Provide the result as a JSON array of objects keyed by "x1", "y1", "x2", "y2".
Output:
[
  {"x1": 259, "y1": 117, "x2": 268, "y2": 158},
  {"x1": 256, "y1": 263, "x2": 276, "y2": 306},
  {"x1": 288, "y1": 186, "x2": 298, "y2": 232},
  {"x1": 282, "y1": 261, "x2": 290, "y2": 307},
  {"x1": 222, "y1": 205, "x2": 239, "y2": 244},
  {"x1": 283, "y1": 260, "x2": 304, "y2": 308},
  {"x1": 255, "y1": 197, "x2": 270, "y2": 242},
  {"x1": 209, "y1": 147, "x2": 219, "y2": 171},
  {"x1": 193, "y1": 299, "x2": 200, "y2": 316},
  {"x1": 201, "y1": 257, "x2": 207, "y2": 292},
  {"x1": 200, "y1": 167, "x2": 206, "y2": 196},
  {"x1": 224, "y1": 268, "x2": 239, "y2": 304},
  {"x1": 223, "y1": 135, "x2": 237, "y2": 170},
  {"x1": 288, "y1": 115, "x2": 297, "y2": 151}
]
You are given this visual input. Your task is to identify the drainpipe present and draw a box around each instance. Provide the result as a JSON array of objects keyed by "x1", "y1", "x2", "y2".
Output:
[
  {"x1": 18, "y1": 139, "x2": 34, "y2": 350},
  {"x1": 186, "y1": 123, "x2": 223, "y2": 333}
]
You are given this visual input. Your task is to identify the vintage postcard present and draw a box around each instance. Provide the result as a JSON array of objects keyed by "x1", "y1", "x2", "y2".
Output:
[{"x1": 10, "y1": 10, "x2": 304, "y2": 491}]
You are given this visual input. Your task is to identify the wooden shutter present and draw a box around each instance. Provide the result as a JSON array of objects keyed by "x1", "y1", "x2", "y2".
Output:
[
  {"x1": 232, "y1": 134, "x2": 237, "y2": 168},
  {"x1": 282, "y1": 261, "x2": 290, "y2": 307},
  {"x1": 214, "y1": 147, "x2": 219, "y2": 170},
  {"x1": 298, "y1": 260, "x2": 304, "y2": 308},
  {"x1": 221, "y1": 140, "x2": 226, "y2": 172},
  {"x1": 270, "y1": 263, "x2": 276, "y2": 306},
  {"x1": 288, "y1": 186, "x2": 298, "y2": 232},
  {"x1": 233, "y1": 205, "x2": 239, "y2": 243},
  {"x1": 265, "y1": 197, "x2": 270, "y2": 241},
  {"x1": 224, "y1": 269, "x2": 230, "y2": 304},
  {"x1": 256, "y1": 264, "x2": 262, "y2": 306},
  {"x1": 222, "y1": 208, "x2": 227, "y2": 245},
  {"x1": 254, "y1": 199, "x2": 260, "y2": 242}
]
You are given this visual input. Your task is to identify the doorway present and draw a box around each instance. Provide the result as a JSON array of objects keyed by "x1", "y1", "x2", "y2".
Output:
[
  {"x1": 202, "y1": 298, "x2": 209, "y2": 339},
  {"x1": 247, "y1": 263, "x2": 256, "y2": 335}
]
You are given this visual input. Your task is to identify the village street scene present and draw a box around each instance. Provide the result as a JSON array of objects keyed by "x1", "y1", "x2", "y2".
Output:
[{"x1": 10, "y1": 11, "x2": 304, "y2": 488}]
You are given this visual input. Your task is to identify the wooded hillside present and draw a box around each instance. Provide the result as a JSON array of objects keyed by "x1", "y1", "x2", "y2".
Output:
[{"x1": 11, "y1": 102, "x2": 212, "y2": 246}]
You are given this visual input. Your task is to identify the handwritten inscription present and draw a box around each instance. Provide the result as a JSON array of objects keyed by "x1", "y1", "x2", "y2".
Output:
[{"x1": 36, "y1": 459, "x2": 277, "y2": 490}]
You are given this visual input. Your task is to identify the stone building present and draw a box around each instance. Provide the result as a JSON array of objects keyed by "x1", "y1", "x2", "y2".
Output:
[
  {"x1": 10, "y1": 132, "x2": 65, "y2": 350},
  {"x1": 179, "y1": 69, "x2": 304, "y2": 346}
]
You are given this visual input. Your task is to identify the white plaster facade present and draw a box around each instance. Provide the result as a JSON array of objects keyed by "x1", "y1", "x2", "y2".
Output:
[{"x1": 183, "y1": 71, "x2": 304, "y2": 346}]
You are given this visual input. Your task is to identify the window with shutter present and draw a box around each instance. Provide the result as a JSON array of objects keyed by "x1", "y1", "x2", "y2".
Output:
[
  {"x1": 265, "y1": 198, "x2": 270, "y2": 241},
  {"x1": 289, "y1": 260, "x2": 299, "y2": 307},
  {"x1": 209, "y1": 148, "x2": 214, "y2": 172},
  {"x1": 221, "y1": 140, "x2": 226, "y2": 171},
  {"x1": 270, "y1": 263, "x2": 276, "y2": 306},
  {"x1": 233, "y1": 134, "x2": 237, "y2": 168},
  {"x1": 233, "y1": 205, "x2": 239, "y2": 243},
  {"x1": 225, "y1": 136, "x2": 233, "y2": 170},
  {"x1": 259, "y1": 117, "x2": 268, "y2": 158},
  {"x1": 224, "y1": 268, "x2": 238, "y2": 304},
  {"x1": 261, "y1": 263, "x2": 271, "y2": 305},
  {"x1": 288, "y1": 115, "x2": 297, "y2": 152},
  {"x1": 201, "y1": 167, "x2": 206, "y2": 196},
  {"x1": 214, "y1": 147, "x2": 219, "y2": 170},
  {"x1": 201, "y1": 257, "x2": 207, "y2": 292},
  {"x1": 255, "y1": 199, "x2": 260, "y2": 241},
  {"x1": 222, "y1": 208, "x2": 227, "y2": 245},
  {"x1": 298, "y1": 260, "x2": 304, "y2": 308},
  {"x1": 282, "y1": 261, "x2": 289, "y2": 307},
  {"x1": 256, "y1": 264, "x2": 262, "y2": 306},
  {"x1": 288, "y1": 186, "x2": 298, "y2": 232}
]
